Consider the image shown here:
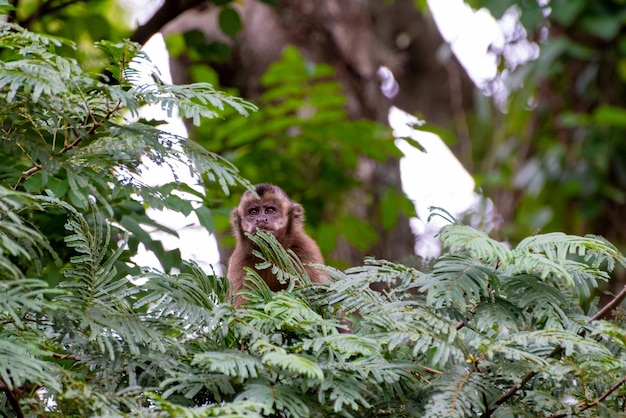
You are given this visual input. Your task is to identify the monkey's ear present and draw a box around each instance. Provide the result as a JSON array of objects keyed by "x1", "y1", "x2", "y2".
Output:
[
  {"x1": 231, "y1": 208, "x2": 241, "y2": 231},
  {"x1": 290, "y1": 203, "x2": 305, "y2": 225}
]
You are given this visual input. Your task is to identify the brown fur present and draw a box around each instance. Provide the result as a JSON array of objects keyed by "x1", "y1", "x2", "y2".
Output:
[{"x1": 227, "y1": 184, "x2": 327, "y2": 307}]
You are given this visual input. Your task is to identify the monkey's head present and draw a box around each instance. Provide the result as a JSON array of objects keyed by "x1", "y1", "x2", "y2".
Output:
[{"x1": 231, "y1": 184, "x2": 304, "y2": 243}]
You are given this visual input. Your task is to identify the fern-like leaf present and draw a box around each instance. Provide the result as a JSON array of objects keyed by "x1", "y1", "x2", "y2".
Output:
[
  {"x1": 438, "y1": 223, "x2": 514, "y2": 267},
  {"x1": 421, "y1": 255, "x2": 500, "y2": 312},
  {"x1": 193, "y1": 350, "x2": 262, "y2": 382}
]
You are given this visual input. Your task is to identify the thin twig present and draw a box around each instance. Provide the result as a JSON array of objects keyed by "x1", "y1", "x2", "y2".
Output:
[
  {"x1": 493, "y1": 345, "x2": 563, "y2": 407},
  {"x1": 14, "y1": 102, "x2": 123, "y2": 189},
  {"x1": 47, "y1": 351, "x2": 76, "y2": 360},
  {"x1": 590, "y1": 285, "x2": 626, "y2": 322},
  {"x1": 419, "y1": 365, "x2": 443, "y2": 375},
  {"x1": 0, "y1": 383, "x2": 25, "y2": 418},
  {"x1": 547, "y1": 376, "x2": 626, "y2": 418},
  {"x1": 490, "y1": 286, "x2": 626, "y2": 414},
  {"x1": 578, "y1": 375, "x2": 626, "y2": 412}
]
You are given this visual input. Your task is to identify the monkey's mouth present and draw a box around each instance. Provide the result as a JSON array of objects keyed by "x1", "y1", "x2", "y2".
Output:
[{"x1": 256, "y1": 228, "x2": 275, "y2": 235}]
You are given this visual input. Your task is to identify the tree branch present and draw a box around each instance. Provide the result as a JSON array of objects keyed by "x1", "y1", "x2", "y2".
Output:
[
  {"x1": 578, "y1": 375, "x2": 626, "y2": 412},
  {"x1": 489, "y1": 285, "x2": 626, "y2": 413},
  {"x1": 48, "y1": 351, "x2": 76, "y2": 360},
  {"x1": 130, "y1": 0, "x2": 209, "y2": 45},
  {"x1": 0, "y1": 382, "x2": 25, "y2": 418},
  {"x1": 547, "y1": 376, "x2": 626, "y2": 418},
  {"x1": 590, "y1": 285, "x2": 626, "y2": 322},
  {"x1": 493, "y1": 345, "x2": 563, "y2": 408},
  {"x1": 20, "y1": 0, "x2": 82, "y2": 29},
  {"x1": 14, "y1": 101, "x2": 123, "y2": 189}
]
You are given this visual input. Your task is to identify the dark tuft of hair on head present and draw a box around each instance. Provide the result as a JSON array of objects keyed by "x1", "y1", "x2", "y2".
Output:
[{"x1": 254, "y1": 183, "x2": 287, "y2": 199}]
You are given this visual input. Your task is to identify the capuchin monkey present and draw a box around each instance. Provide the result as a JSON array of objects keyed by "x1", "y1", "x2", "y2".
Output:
[{"x1": 227, "y1": 184, "x2": 328, "y2": 307}]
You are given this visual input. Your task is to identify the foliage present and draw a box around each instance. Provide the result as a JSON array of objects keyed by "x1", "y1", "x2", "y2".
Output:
[
  {"x1": 4, "y1": 178, "x2": 626, "y2": 416},
  {"x1": 7, "y1": 0, "x2": 252, "y2": 71},
  {"x1": 182, "y1": 44, "x2": 406, "y2": 259},
  {"x1": 0, "y1": 20, "x2": 255, "y2": 273},
  {"x1": 460, "y1": 0, "x2": 626, "y2": 248},
  {"x1": 18, "y1": 0, "x2": 416, "y2": 266},
  {"x1": 0, "y1": 16, "x2": 256, "y2": 416}
]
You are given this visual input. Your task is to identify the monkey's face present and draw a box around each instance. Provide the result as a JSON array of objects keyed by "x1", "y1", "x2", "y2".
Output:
[{"x1": 239, "y1": 195, "x2": 289, "y2": 236}]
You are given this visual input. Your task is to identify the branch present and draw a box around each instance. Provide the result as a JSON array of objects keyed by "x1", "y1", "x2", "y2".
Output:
[
  {"x1": 492, "y1": 345, "x2": 563, "y2": 408},
  {"x1": 419, "y1": 365, "x2": 443, "y2": 375},
  {"x1": 14, "y1": 101, "x2": 123, "y2": 189},
  {"x1": 0, "y1": 382, "x2": 25, "y2": 418},
  {"x1": 20, "y1": 0, "x2": 82, "y2": 29},
  {"x1": 13, "y1": 165, "x2": 42, "y2": 189},
  {"x1": 48, "y1": 351, "x2": 76, "y2": 360},
  {"x1": 590, "y1": 285, "x2": 626, "y2": 322},
  {"x1": 489, "y1": 286, "x2": 626, "y2": 413},
  {"x1": 130, "y1": 0, "x2": 208, "y2": 45},
  {"x1": 547, "y1": 376, "x2": 626, "y2": 418},
  {"x1": 578, "y1": 375, "x2": 626, "y2": 412}
]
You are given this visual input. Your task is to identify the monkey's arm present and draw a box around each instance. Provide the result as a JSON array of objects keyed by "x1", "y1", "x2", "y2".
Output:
[
  {"x1": 227, "y1": 250, "x2": 249, "y2": 308},
  {"x1": 293, "y1": 234, "x2": 328, "y2": 284}
]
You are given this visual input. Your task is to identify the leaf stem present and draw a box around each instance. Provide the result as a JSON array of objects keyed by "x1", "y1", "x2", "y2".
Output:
[
  {"x1": 0, "y1": 383, "x2": 25, "y2": 418},
  {"x1": 13, "y1": 101, "x2": 122, "y2": 189},
  {"x1": 546, "y1": 376, "x2": 626, "y2": 418},
  {"x1": 490, "y1": 285, "x2": 626, "y2": 414}
]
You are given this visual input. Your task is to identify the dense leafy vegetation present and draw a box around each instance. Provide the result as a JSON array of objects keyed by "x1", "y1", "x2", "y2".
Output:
[{"x1": 3, "y1": 177, "x2": 626, "y2": 416}]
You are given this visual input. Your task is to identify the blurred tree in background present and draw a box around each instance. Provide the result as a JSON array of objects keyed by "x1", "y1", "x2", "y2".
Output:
[
  {"x1": 7, "y1": 0, "x2": 626, "y2": 293},
  {"x1": 8, "y1": 0, "x2": 475, "y2": 268},
  {"x1": 8, "y1": 0, "x2": 626, "y2": 270},
  {"x1": 158, "y1": 0, "x2": 475, "y2": 267},
  {"x1": 465, "y1": 0, "x2": 626, "y2": 296}
]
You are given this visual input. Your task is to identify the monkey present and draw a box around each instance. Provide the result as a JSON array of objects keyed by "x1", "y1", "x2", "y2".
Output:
[{"x1": 227, "y1": 184, "x2": 328, "y2": 308}]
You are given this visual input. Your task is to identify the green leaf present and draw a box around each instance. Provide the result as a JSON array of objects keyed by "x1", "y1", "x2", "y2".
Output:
[
  {"x1": 164, "y1": 32, "x2": 186, "y2": 57},
  {"x1": 0, "y1": 0, "x2": 15, "y2": 12},
  {"x1": 197, "y1": 41, "x2": 232, "y2": 63},
  {"x1": 593, "y1": 105, "x2": 626, "y2": 127},
  {"x1": 67, "y1": 177, "x2": 89, "y2": 209},
  {"x1": 258, "y1": 0, "x2": 279, "y2": 7},
  {"x1": 22, "y1": 172, "x2": 44, "y2": 193},
  {"x1": 338, "y1": 215, "x2": 378, "y2": 251},
  {"x1": 183, "y1": 29, "x2": 206, "y2": 47},
  {"x1": 580, "y1": 15, "x2": 622, "y2": 40},
  {"x1": 46, "y1": 177, "x2": 68, "y2": 198},
  {"x1": 438, "y1": 223, "x2": 514, "y2": 266},
  {"x1": 219, "y1": 7, "x2": 243, "y2": 37},
  {"x1": 195, "y1": 205, "x2": 216, "y2": 232},
  {"x1": 261, "y1": 349, "x2": 324, "y2": 381},
  {"x1": 550, "y1": 0, "x2": 585, "y2": 26},
  {"x1": 416, "y1": 123, "x2": 457, "y2": 146},
  {"x1": 379, "y1": 189, "x2": 401, "y2": 230},
  {"x1": 193, "y1": 350, "x2": 261, "y2": 381}
]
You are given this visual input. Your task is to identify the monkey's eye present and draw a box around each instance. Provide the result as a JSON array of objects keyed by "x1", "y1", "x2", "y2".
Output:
[
  {"x1": 249, "y1": 208, "x2": 259, "y2": 216},
  {"x1": 265, "y1": 207, "x2": 276, "y2": 215}
]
